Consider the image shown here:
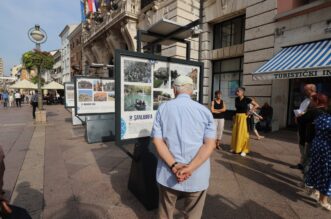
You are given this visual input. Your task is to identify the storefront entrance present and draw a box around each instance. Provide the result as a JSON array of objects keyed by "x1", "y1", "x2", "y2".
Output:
[{"x1": 287, "y1": 77, "x2": 331, "y2": 127}]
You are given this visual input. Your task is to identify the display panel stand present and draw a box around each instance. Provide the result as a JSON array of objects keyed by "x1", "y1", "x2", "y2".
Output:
[
  {"x1": 85, "y1": 114, "x2": 115, "y2": 144},
  {"x1": 127, "y1": 137, "x2": 159, "y2": 210}
]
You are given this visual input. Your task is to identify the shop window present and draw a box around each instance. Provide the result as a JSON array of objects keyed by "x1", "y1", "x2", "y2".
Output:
[
  {"x1": 212, "y1": 57, "x2": 243, "y2": 112},
  {"x1": 213, "y1": 16, "x2": 245, "y2": 49}
]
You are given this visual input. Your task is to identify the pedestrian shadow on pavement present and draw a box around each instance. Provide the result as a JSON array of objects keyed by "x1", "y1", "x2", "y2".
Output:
[
  {"x1": 45, "y1": 196, "x2": 110, "y2": 219},
  {"x1": 202, "y1": 195, "x2": 284, "y2": 219},
  {"x1": 216, "y1": 154, "x2": 316, "y2": 206},
  {"x1": 11, "y1": 181, "x2": 44, "y2": 218},
  {"x1": 248, "y1": 151, "x2": 293, "y2": 167}
]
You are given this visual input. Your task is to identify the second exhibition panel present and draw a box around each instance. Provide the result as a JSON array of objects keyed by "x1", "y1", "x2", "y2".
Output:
[{"x1": 74, "y1": 76, "x2": 115, "y2": 115}]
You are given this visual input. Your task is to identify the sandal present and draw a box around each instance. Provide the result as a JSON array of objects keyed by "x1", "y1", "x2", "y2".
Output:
[{"x1": 319, "y1": 201, "x2": 331, "y2": 211}]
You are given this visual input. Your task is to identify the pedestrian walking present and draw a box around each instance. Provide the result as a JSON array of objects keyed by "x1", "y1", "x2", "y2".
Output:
[
  {"x1": 14, "y1": 91, "x2": 21, "y2": 107},
  {"x1": 303, "y1": 94, "x2": 331, "y2": 211},
  {"x1": 152, "y1": 75, "x2": 216, "y2": 219},
  {"x1": 210, "y1": 90, "x2": 226, "y2": 150},
  {"x1": 293, "y1": 84, "x2": 317, "y2": 171},
  {"x1": 260, "y1": 102, "x2": 273, "y2": 132},
  {"x1": 2, "y1": 92, "x2": 8, "y2": 108},
  {"x1": 31, "y1": 91, "x2": 39, "y2": 119},
  {"x1": 231, "y1": 87, "x2": 259, "y2": 157},
  {"x1": 8, "y1": 92, "x2": 14, "y2": 108},
  {"x1": 248, "y1": 97, "x2": 264, "y2": 140}
]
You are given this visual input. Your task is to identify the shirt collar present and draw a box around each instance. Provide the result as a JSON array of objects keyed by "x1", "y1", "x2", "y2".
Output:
[{"x1": 176, "y1": 93, "x2": 191, "y2": 99}]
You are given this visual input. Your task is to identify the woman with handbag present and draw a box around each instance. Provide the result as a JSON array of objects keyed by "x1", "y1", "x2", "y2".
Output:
[{"x1": 231, "y1": 87, "x2": 259, "y2": 157}]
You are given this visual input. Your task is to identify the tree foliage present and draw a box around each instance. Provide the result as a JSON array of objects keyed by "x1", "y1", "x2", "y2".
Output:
[
  {"x1": 30, "y1": 75, "x2": 45, "y2": 85},
  {"x1": 22, "y1": 50, "x2": 54, "y2": 70}
]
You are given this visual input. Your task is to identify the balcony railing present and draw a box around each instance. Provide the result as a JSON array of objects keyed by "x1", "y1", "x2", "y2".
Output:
[{"x1": 82, "y1": 0, "x2": 140, "y2": 44}]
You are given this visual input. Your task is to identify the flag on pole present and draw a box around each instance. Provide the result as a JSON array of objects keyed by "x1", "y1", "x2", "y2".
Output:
[
  {"x1": 87, "y1": 0, "x2": 94, "y2": 13},
  {"x1": 94, "y1": 0, "x2": 99, "y2": 12},
  {"x1": 80, "y1": 0, "x2": 86, "y2": 21}
]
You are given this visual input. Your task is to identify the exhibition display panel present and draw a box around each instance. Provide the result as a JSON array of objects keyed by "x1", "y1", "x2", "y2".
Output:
[
  {"x1": 115, "y1": 50, "x2": 204, "y2": 145},
  {"x1": 64, "y1": 82, "x2": 75, "y2": 108},
  {"x1": 74, "y1": 76, "x2": 115, "y2": 115}
]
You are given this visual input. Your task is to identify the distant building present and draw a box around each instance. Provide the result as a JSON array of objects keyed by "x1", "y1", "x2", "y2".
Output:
[
  {"x1": 68, "y1": 23, "x2": 82, "y2": 78},
  {"x1": 52, "y1": 50, "x2": 62, "y2": 83},
  {"x1": 10, "y1": 64, "x2": 22, "y2": 79},
  {"x1": 0, "y1": 58, "x2": 3, "y2": 76},
  {"x1": 59, "y1": 24, "x2": 78, "y2": 83}
]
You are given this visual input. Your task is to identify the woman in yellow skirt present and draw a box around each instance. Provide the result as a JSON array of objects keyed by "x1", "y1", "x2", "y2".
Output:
[{"x1": 231, "y1": 87, "x2": 259, "y2": 157}]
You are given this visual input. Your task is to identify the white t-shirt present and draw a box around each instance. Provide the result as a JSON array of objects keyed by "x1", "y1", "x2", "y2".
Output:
[{"x1": 14, "y1": 93, "x2": 21, "y2": 99}]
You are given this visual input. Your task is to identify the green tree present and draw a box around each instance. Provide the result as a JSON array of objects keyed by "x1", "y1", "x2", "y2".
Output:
[
  {"x1": 22, "y1": 50, "x2": 54, "y2": 112},
  {"x1": 30, "y1": 75, "x2": 45, "y2": 85},
  {"x1": 22, "y1": 50, "x2": 54, "y2": 70}
]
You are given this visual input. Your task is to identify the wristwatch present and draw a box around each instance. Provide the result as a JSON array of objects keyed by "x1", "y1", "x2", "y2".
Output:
[{"x1": 170, "y1": 162, "x2": 178, "y2": 170}]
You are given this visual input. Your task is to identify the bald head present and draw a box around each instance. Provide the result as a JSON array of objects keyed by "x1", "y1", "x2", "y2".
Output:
[{"x1": 304, "y1": 84, "x2": 316, "y2": 97}]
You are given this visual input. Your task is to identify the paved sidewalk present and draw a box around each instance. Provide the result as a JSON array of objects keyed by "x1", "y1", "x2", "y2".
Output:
[{"x1": 2, "y1": 105, "x2": 330, "y2": 218}]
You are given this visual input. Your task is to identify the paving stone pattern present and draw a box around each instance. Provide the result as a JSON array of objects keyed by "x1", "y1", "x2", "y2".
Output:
[{"x1": 1, "y1": 104, "x2": 330, "y2": 218}]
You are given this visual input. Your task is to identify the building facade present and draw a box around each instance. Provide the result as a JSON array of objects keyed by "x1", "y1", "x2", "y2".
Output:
[
  {"x1": 59, "y1": 24, "x2": 78, "y2": 83},
  {"x1": 68, "y1": 24, "x2": 83, "y2": 78},
  {"x1": 52, "y1": 50, "x2": 62, "y2": 83},
  {"x1": 80, "y1": 0, "x2": 331, "y2": 130},
  {"x1": 81, "y1": 0, "x2": 200, "y2": 78},
  {"x1": 10, "y1": 64, "x2": 22, "y2": 79},
  {"x1": 271, "y1": 0, "x2": 331, "y2": 128}
]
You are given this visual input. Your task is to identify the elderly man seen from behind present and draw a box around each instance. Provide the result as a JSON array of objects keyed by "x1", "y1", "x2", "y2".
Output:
[{"x1": 152, "y1": 75, "x2": 216, "y2": 219}]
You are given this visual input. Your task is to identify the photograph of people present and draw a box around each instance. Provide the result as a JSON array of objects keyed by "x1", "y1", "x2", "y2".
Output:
[{"x1": 124, "y1": 59, "x2": 151, "y2": 83}]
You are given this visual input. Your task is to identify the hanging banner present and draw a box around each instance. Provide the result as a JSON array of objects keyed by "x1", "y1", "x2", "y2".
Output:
[
  {"x1": 115, "y1": 50, "x2": 203, "y2": 144},
  {"x1": 64, "y1": 82, "x2": 75, "y2": 108},
  {"x1": 74, "y1": 77, "x2": 115, "y2": 115}
]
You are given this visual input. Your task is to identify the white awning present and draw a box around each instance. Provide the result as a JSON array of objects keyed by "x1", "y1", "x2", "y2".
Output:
[
  {"x1": 253, "y1": 39, "x2": 331, "y2": 80},
  {"x1": 10, "y1": 79, "x2": 37, "y2": 89},
  {"x1": 42, "y1": 81, "x2": 64, "y2": 90}
]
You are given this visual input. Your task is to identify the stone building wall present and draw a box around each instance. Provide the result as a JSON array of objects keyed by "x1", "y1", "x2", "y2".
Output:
[{"x1": 202, "y1": 0, "x2": 277, "y2": 106}]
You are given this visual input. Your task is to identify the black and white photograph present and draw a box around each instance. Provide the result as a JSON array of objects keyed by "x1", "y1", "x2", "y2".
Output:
[
  {"x1": 170, "y1": 64, "x2": 199, "y2": 90},
  {"x1": 124, "y1": 85, "x2": 152, "y2": 111},
  {"x1": 124, "y1": 58, "x2": 151, "y2": 83},
  {"x1": 153, "y1": 90, "x2": 173, "y2": 110},
  {"x1": 103, "y1": 81, "x2": 115, "y2": 92},
  {"x1": 153, "y1": 62, "x2": 170, "y2": 89}
]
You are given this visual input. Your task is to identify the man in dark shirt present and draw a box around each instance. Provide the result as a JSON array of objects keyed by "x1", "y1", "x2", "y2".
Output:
[{"x1": 31, "y1": 91, "x2": 39, "y2": 119}]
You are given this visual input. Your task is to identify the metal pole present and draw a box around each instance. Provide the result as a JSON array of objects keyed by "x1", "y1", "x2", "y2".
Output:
[
  {"x1": 36, "y1": 42, "x2": 43, "y2": 110},
  {"x1": 38, "y1": 65, "x2": 42, "y2": 110}
]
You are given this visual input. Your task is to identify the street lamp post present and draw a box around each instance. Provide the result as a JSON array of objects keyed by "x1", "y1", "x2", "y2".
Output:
[{"x1": 28, "y1": 24, "x2": 47, "y2": 111}]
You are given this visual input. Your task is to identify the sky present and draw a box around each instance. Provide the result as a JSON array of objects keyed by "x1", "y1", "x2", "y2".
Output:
[{"x1": 0, "y1": 0, "x2": 81, "y2": 76}]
